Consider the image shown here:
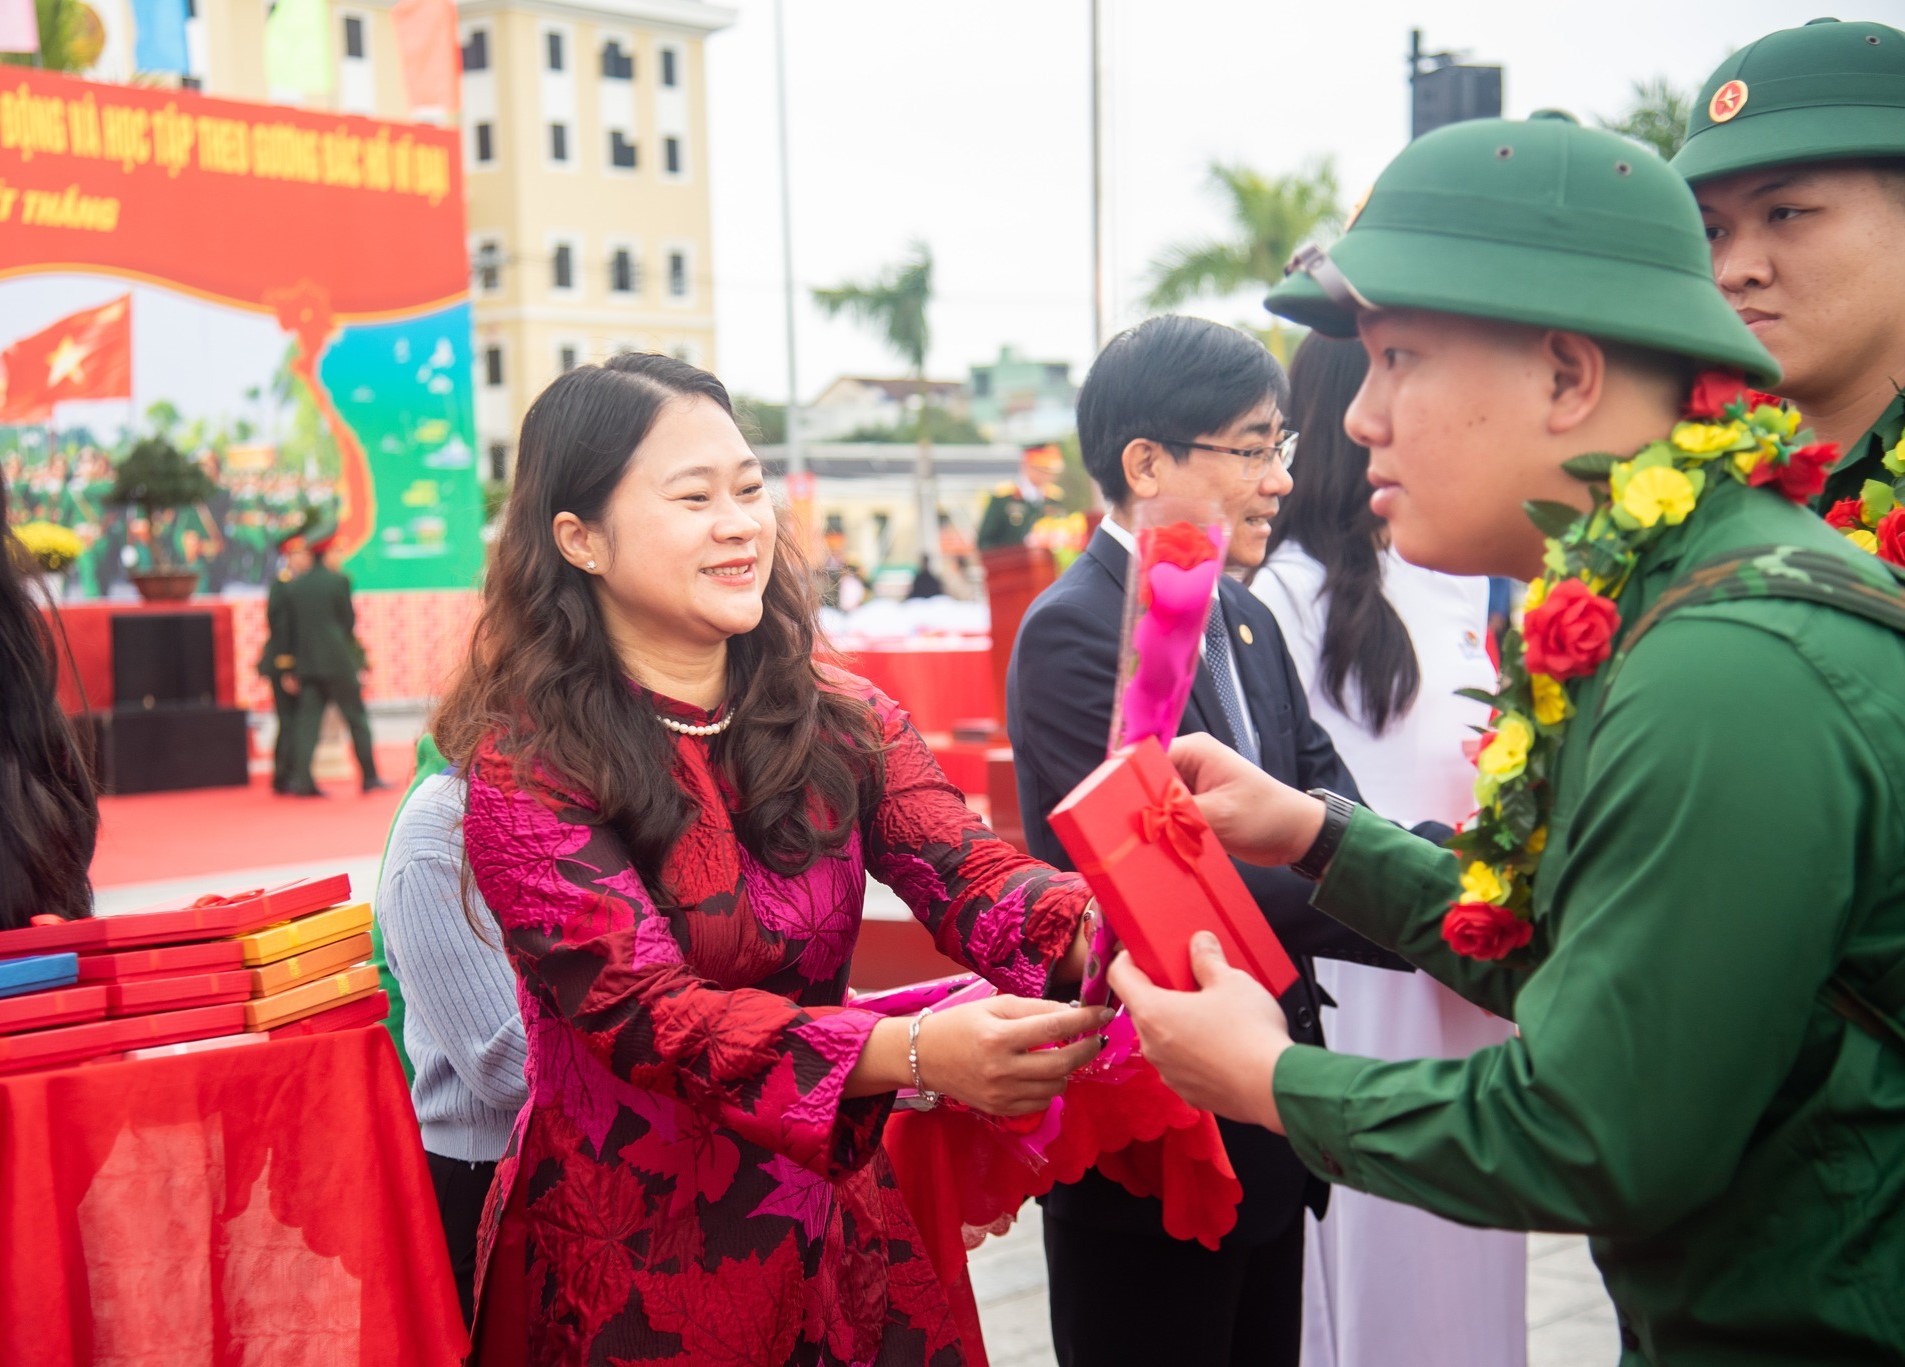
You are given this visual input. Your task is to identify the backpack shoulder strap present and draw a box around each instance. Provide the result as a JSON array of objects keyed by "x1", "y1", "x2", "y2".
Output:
[{"x1": 1610, "y1": 544, "x2": 1905, "y2": 1054}]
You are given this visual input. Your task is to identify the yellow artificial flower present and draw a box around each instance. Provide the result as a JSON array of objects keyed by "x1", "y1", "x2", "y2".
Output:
[
  {"x1": 1670, "y1": 421, "x2": 1743, "y2": 456},
  {"x1": 1617, "y1": 465, "x2": 1698, "y2": 528},
  {"x1": 1461, "y1": 862, "x2": 1511, "y2": 905},
  {"x1": 1527, "y1": 825, "x2": 1549, "y2": 855},
  {"x1": 1523, "y1": 577, "x2": 1549, "y2": 612},
  {"x1": 1477, "y1": 715, "x2": 1534, "y2": 784},
  {"x1": 1530, "y1": 673, "x2": 1571, "y2": 726},
  {"x1": 1848, "y1": 529, "x2": 1880, "y2": 555}
]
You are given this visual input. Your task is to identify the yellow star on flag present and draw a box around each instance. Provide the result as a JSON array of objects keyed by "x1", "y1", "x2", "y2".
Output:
[{"x1": 46, "y1": 336, "x2": 91, "y2": 389}]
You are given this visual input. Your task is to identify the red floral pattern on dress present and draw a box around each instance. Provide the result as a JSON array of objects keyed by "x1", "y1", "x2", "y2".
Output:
[{"x1": 465, "y1": 673, "x2": 1089, "y2": 1366}]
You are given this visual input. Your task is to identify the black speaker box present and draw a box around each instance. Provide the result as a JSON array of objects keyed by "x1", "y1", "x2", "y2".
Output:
[
  {"x1": 91, "y1": 707, "x2": 250, "y2": 794},
  {"x1": 111, "y1": 612, "x2": 217, "y2": 709}
]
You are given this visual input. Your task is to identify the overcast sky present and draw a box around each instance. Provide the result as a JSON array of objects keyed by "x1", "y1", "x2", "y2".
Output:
[{"x1": 705, "y1": 0, "x2": 1845, "y2": 404}]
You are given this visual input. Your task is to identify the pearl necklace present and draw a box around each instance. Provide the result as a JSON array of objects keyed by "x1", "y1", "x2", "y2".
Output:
[{"x1": 656, "y1": 711, "x2": 732, "y2": 738}]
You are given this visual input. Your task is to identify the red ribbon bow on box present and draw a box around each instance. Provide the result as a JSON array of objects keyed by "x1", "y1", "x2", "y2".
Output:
[{"x1": 1139, "y1": 786, "x2": 1204, "y2": 866}]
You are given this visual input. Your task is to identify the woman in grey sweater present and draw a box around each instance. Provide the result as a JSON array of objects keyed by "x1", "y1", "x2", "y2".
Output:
[{"x1": 377, "y1": 760, "x2": 527, "y2": 1325}]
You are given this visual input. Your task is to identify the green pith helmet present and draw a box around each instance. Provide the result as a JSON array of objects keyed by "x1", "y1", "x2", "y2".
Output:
[
  {"x1": 1674, "y1": 18, "x2": 1905, "y2": 184},
  {"x1": 1264, "y1": 113, "x2": 1780, "y2": 383}
]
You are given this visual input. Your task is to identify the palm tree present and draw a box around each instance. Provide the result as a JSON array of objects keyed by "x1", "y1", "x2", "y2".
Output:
[
  {"x1": 1597, "y1": 78, "x2": 1692, "y2": 159},
  {"x1": 813, "y1": 243, "x2": 940, "y2": 569},
  {"x1": 1143, "y1": 160, "x2": 1344, "y2": 363}
]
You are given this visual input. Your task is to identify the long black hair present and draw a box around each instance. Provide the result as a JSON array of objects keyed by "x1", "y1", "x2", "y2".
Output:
[
  {"x1": 1264, "y1": 333, "x2": 1420, "y2": 734},
  {"x1": 0, "y1": 485, "x2": 99, "y2": 929},
  {"x1": 433, "y1": 352, "x2": 883, "y2": 908}
]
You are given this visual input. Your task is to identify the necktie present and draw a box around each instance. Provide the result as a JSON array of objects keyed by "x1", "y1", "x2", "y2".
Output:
[{"x1": 1202, "y1": 598, "x2": 1259, "y2": 766}]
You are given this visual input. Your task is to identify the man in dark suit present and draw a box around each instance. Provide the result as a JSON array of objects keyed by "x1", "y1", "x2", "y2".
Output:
[
  {"x1": 281, "y1": 526, "x2": 388, "y2": 796},
  {"x1": 1008, "y1": 316, "x2": 1432, "y2": 1367},
  {"x1": 259, "y1": 527, "x2": 314, "y2": 794}
]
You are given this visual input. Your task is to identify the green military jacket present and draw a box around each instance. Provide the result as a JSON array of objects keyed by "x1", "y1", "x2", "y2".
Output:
[
  {"x1": 281, "y1": 563, "x2": 367, "y2": 679},
  {"x1": 259, "y1": 574, "x2": 294, "y2": 680},
  {"x1": 1818, "y1": 390, "x2": 1904, "y2": 513},
  {"x1": 1274, "y1": 477, "x2": 1905, "y2": 1364}
]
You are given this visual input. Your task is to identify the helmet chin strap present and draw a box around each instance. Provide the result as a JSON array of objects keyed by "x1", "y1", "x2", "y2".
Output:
[{"x1": 1284, "y1": 244, "x2": 1377, "y2": 313}]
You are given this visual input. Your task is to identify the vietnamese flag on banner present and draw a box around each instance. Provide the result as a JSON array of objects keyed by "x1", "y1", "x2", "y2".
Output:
[{"x1": 0, "y1": 295, "x2": 133, "y2": 424}]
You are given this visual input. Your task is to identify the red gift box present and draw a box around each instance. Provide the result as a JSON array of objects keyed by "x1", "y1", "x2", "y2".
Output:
[
  {"x1": 0, "y1": 874, "x2": 352, "y2": 959},
  {"x1": 1049, "y1": 737, "x2": 1297, "y2": 997}
]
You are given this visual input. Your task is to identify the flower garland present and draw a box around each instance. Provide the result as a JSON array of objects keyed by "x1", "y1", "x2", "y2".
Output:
[
  {"x1": 11, "y1": 520, "x2": 84, "y2": 574},
  {"x1": 1821, "y1": 400, "x2": 1905, "y2": 567},
  {"x1": 1441, "y1": 371, "x2": 1839, "y2": 960}
]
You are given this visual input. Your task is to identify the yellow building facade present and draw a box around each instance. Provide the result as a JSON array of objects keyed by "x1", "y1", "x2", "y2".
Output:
[{"x1": 457, "y1": 0, "x2": 734, "y2": 478}]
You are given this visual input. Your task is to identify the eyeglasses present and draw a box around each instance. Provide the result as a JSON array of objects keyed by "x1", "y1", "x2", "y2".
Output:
[{"x1": 1158, "y1": 430, "x2": 1299, "y2": 478}]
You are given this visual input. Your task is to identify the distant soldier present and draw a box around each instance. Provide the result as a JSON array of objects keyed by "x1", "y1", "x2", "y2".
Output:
[
  {"x1": 260, "y1": 528, "x2": 313, "y2": 794},
  {"x1": 977, "y1": 442, "x2": 1067, "y2": 550},
  {"x1": 280, "y1": 526, "x2": 387, "y2": 796}
]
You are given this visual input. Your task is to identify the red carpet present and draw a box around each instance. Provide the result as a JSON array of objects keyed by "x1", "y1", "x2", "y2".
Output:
[{"x1": 90, "y1": 742, "x2": 417, "y2": 890}]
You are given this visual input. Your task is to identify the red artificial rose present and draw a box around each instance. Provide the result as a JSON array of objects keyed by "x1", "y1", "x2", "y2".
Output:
[
  {"x1": 1139, "y1": 519, "x2": 1220, "y2": 571},
  {"x1": 1521, "y1": 579, "x2": 1620, "y2": 680},
  {"x1": 1825, "y1": 497, "x2": 1866, "y2": 530},
  {"x1": 1877, "y1": 507, "x2": 1905, "y2": 567},
  {"x1": 1684, "y1": 370, "x2": 1750, "y2": 421},
  {"x1": 1750, "y1": 441, "x2": 1838, "y2": 503},
  {"x1": 1441, "y1": 902, "x2": 1534, "y2": 960},
  {"x1": 1746, "y1": 389, "x2": 1784, "y2": 410}
]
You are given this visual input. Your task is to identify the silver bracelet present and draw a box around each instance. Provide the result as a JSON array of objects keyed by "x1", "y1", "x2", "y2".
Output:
[{"x1": 908, "y1": 1007, "x2": 943, "y2": 1109}]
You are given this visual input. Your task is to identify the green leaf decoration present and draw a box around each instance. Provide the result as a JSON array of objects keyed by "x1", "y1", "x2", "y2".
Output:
[
  {"x1": 1861, "y1": 478, "x2": 1898, "y2": 524},
  {"x1": 1455, "y1": 687, "x2": 1503, "y2": 709},
  {"x1": 1524, "y1": 500, "x2": 1586, "y2": 540},
  {"x1": 1561, "y1": 452, "x2": 1620, "y2": 481}
]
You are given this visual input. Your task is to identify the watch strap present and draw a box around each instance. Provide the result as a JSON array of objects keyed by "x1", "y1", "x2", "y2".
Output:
[{"x1": 1291, "y1": 789, "x2": 1355, "y2": 881}]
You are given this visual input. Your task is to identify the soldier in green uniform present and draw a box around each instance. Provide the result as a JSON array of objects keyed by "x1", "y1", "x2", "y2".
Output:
[
  {"x1": 280, "y1": 526, "x2": 388, "y2": 796},
  {"x1": 1674, "y1": 18, "x2": 1905, "y2": 550},
  {"x1": 259, "y1": 528, "x2": 313, "y2": 794},
  {"x1": 976, "y1": 442, "x2": 1067, "y2": 550},
  {"x1": 1108, "y1": 114, "x2": 1905, "y2": 1365}
]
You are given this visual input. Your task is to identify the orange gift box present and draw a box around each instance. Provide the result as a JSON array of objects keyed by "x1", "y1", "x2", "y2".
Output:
[{"x1": 1048, "y1": 737, "x2": 1298, "y2": 997}]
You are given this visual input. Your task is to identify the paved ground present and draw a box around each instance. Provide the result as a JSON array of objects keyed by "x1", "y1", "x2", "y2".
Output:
[{"x1": 971, "y1": 1205, "x2": 1620, "y2": 1367}]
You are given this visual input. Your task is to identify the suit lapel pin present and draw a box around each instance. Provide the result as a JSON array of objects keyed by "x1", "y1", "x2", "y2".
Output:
[{"x1": 1238, "y1": 623, "x2": 1254, "y2": 646}]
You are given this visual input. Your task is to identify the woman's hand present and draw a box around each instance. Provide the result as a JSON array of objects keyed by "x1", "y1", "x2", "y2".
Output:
[
  {"x1": 1167, "y1": 733, "x2": 1326, "y2": 868},
  {"x1": 910, "y1": 997, "x2": 1112, "y2": 1116},
  {"x1": 1108, "y1": 932, "x2": 1293, "y2": 1133}
]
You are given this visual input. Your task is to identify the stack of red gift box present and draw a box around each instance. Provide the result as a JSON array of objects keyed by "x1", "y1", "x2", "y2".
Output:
[{"x1": 0, "y1": 875, "x2": 387, "y2": 1074}]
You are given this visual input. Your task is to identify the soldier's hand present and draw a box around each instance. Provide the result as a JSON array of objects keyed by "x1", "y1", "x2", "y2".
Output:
[
  {"x1": 282, "y1": 675, "x2": 302, "y2": 696},
  {"x1": 1167, "y1": 733, "x2": 1328, "y2": 868}
]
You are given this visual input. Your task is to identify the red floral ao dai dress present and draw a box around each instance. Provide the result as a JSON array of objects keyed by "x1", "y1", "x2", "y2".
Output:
[{"x1": 463, "y1": 677, "x2": 1089, "y2": 1366}]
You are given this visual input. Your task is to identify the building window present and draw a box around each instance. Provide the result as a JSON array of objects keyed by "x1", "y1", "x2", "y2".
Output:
[
  {"x1": 484, "y1": 346, "x2": 504, "y2": 387},
  {"x1": 549, "y1": 122, "x2": 569, "y2": 163},
  {"x1": 608, "y1": 130, "x2": 637, "y2": 170},
  {"x1": 487, "y1": 442, "x2": 508, "y2": 482},
  {"x1": 601, "y1": 40, "x2": 633, "y2": 80},
  {"x1": 663, "y1": 136, "x2": 681, "y2": 175},
  {"x1": 552, "y1": 243, "x2": 574, "y2": 291},
  {"x1": 473, "y1": 239, "x2": 501, "y2": 292},
  {"x1": 474, "y1": 122, "x2": 494, "y2": 164},
  {"x1": 545, "y1": 31, "x2": 564, "y2": 71},
  {"x1": 609, "y1": 247, "x2": 636, "y2": 294},
  {"x1": 343, "y1": 14, "x2": 365, "y2": 59},
  {"x1": 667, "y1": 250, "x2": 688, "y2": 299},
  {"x1": 559, "y1": 345, "x2": 579, "y2": 373},
  {"x1": 462, "y1": 29, "x2": 488, "y2": 71},
  {"x1": 660, "y1": 47, "x2": 678, "y2": 87}
]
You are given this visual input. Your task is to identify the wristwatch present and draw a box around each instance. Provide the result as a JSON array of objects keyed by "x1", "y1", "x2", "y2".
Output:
[{"x1": 1291, "y1": 789, "x2": 1356, "y2": 881}]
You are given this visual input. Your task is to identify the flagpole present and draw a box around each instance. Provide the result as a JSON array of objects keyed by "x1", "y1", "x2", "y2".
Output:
[{"x1": 773, "y1": 0, "x2": 803, "y2": 479}]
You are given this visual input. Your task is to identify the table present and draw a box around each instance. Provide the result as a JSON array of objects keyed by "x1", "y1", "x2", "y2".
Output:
[
  {"x1": 839, "y1": 639, "x2": 992, "y2": 735},
  {"x1": 0, "y1": 1025, "x2": 465, "y2": 1365}
]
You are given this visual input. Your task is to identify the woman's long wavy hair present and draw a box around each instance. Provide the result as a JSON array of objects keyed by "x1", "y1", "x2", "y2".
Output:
[
  {"x1": 1264, "y1": 333, "x2": 1420, "y2": 734},
  {"x1": 0, "y1": 485, "x2": 99, "y2": 929},
  {"x1": 432, "y1": 353, "x2": 882, "y2": 905}
]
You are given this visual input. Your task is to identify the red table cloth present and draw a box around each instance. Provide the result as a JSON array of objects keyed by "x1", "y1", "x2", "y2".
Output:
[{"x1": 0, "y1": 1025, "x2": 465, "y2": 1365}]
